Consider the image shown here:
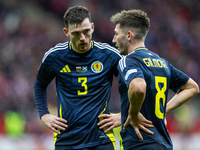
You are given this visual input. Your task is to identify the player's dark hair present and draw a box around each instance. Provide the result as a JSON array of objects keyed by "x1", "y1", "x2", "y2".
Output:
[
  {"x1": 110, "y1": 9, "x2": 150, "y2": 40},
  {"x1": 63, "y1": 5, "x2": 92, "y2": 29}
]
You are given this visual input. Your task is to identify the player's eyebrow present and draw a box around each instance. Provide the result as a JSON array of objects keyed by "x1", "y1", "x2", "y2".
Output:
[
  {"x1": 71, "y1": 28, "x2": 90, "y2": 35},
  {"x1": 114, "y1": 30, "x2": 118, "y2": 35},
  {"x1": 71, "y1": 31, "x2": 80, "y2": 35}
]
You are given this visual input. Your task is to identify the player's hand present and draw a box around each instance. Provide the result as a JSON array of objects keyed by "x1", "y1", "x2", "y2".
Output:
[
  {"x1": 97, "y1": 113, "x2": 121, "y2": 133},
  {"x1": 123, "y1": 112, "x2": 154, "y2": 140},
  {"x1": 164, "y1": 117, "x2": 167, "y2": 126},
  {"x1": 41, "y1": 114, "x2": 68, "y2": 134}
]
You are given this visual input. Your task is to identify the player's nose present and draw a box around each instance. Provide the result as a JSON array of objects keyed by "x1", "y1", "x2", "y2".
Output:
[
  {"x1": 112, "y1": 35, "x2": 116, "y2": 44},
  {"x1": 80, "y1": 33, "x2": 86, "y2": 41}
]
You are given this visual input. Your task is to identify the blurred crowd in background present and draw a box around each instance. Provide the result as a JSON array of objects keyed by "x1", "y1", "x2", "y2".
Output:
[{"x1": 0, "y1": 0, "x2": 200, "y2": 149}]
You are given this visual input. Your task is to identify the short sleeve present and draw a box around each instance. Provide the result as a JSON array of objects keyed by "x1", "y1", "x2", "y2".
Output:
[
  {"x1": 169, "y1": 64, "x2": 189, "y2": 93},
  {"x1": 118, "y1": 56, "x2": 144, "y2": 88}
]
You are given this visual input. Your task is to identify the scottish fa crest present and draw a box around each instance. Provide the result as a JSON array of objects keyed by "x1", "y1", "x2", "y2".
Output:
[{"x1": 91, "y1": 61, "x2": 103, "y2": 73}]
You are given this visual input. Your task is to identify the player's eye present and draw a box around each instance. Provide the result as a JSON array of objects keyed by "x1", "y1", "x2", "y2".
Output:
[
  {"x1": 73, "y1": 32, "x2": 80, "y2": 36},
  {"x1": 84, "y1": 29, "x2": 90, "y2": 34}
]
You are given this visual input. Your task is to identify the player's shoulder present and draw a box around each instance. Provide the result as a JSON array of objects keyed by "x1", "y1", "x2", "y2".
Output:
[
  {"x1": 93, "y1": 41, "x2": 114, "y2": 50},
  {"x1": 118, "y1": 49, "x2": 145, "y2": 72},
  {"x1": 42, "y1": 42, "x2": 69, "y2": 62},
  {"x1": 93, "y1": 41, "x2": 122, "y2": 58},
  {"x1": 118, "y1": 55, "x2": 127, "y2": 72}
]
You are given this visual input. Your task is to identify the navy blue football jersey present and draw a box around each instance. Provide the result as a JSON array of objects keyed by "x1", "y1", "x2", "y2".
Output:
[
  {"x1": 34, "y1": 41, "x2": 122, "y2": 149},
  {"x1": 118, "y1": 47, "x2": 189, "y2": 150}
]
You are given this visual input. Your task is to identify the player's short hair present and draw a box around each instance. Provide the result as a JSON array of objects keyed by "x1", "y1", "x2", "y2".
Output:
[
  {"x1": 110, "y1": 9, "x2": 150, "y2": 40},
  {"x1": 63, "y1": 5, "x2": 92, "y2": 29}
]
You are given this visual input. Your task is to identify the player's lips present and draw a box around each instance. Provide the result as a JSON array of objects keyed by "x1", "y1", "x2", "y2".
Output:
[{"x1": 79, "y1": 43, "x2": 87, "y2": 46}]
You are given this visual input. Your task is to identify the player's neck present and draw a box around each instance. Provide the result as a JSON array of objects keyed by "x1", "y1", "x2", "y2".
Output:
[{"x1": 129, "y1": 41, "x2": 145, "y2": 54}]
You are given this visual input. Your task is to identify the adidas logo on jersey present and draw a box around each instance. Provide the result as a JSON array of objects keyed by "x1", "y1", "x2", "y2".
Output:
[{"x1": 60, "y1": 65, "x2": 71, "y2": 73}]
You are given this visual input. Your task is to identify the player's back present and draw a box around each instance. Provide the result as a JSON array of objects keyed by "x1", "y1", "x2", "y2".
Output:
[
  {"x1": 135, "y1": 49, "x2": 172, "y2": 146},
  {"x1": 119, "y1": 48, "x2": 173, "y2": 150}
]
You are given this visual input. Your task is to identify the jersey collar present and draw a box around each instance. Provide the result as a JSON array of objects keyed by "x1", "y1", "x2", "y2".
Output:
[{"x1": 135, "y1": 47, "x2": 148, "y2": 51}]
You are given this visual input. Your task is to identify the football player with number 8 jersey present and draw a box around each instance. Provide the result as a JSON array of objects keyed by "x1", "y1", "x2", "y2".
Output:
[{"x1": 110, "y1": 9, "x2": 199, "y2": 150}]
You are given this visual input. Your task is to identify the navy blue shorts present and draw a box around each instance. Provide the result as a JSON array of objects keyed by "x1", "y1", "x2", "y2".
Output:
[
  {"x1": 123, "y1": 142, "x2": 172, "y2": 150},
  {"x1": 80, "y1": 142, "x2": 115, "y2": 150},
  {"x1": 55, "y1": 142, "x2": 116, "y2": 150}
]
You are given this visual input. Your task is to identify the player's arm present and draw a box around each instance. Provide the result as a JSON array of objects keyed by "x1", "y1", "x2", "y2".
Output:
[
  {"x1": 97, "y1": 113, "x2": 121, "y2": 133},
  {"x1": 166, "y1": 78, "x2": 199, "y2": 115},
  {"x1": 34, "y1": 52, "x2": 68, "y2": 134},
  {"x1": 34, "y1": 78, "x2": 50, "y2": 117},
  {"x1": 123, "y1": 77, "x2": 154, "y2": 140},
  {"x1": 34, "y1": 78, "x2": 68, "y2": 134}
]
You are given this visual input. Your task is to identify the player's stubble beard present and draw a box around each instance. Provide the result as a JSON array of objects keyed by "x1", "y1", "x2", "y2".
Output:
[
  {"x1": 79, "y1": 35, "x2": 92, "y2": 52},
  {"x1": 118, "y1": 36, "x2": 128, "y2": 55}
]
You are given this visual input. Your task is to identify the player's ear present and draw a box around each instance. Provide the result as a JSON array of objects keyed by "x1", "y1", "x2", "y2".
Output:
[
  {"x1": 91, "y1": 23, "x2": 94, "y2": 33},
  {"x1": 63, "y1": 28, "x2": 70, "y2": 37},
  {"x1": 127, "y1": 31, "x2": 134, "y2": 41}
]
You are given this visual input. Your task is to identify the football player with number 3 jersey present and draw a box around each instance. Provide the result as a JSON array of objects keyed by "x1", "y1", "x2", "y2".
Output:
[{"x1": 34, "y1": 6, "x2": 122, "y2": 150}]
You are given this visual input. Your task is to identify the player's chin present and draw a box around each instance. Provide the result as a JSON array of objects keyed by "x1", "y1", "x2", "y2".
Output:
[
  {"x1": 115, "y1": 46, "x2": 120, "y2": 52},
  {"x1": 119, "y1": 49, "x2": 123, "y2": 54},
  {"x1": 78, "y1": 47, "x2": 89, "y2": 53}
]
